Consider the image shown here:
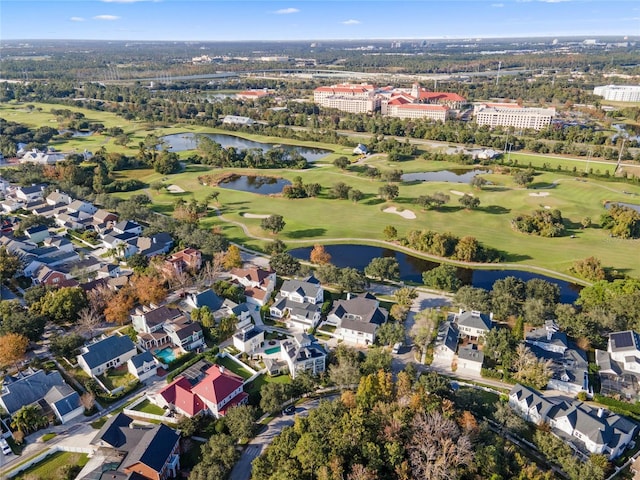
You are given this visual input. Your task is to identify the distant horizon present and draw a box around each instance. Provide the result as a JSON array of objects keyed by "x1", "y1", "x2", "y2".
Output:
[{"x1": 1, "y1": 1, "x2": 638, "y2": 42}]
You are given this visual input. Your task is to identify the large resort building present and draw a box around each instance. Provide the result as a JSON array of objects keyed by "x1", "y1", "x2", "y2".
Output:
[
  {"x1": 473, "y1": 103, "x2": 556, "y2": 130},
  {"x1": 313, "y1": 82, "x2": 463, "y2": 121},
  {"x1": 593, "y1": 85, "x2": 640, "y2": 103}
]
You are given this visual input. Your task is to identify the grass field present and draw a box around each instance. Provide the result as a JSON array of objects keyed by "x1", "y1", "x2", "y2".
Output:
[
  {"x1": 131, "y1": 398, "x2": 165, "y2": 415},
  {"x1": 215, "y1": 355, "x2": 253, "y2": 379},
  {"x1": 4, "y1": 100, "x2": 640, "y2": 278},
  {"x1": 13, "y1": 451, "x2": 89, "y2": 480}
]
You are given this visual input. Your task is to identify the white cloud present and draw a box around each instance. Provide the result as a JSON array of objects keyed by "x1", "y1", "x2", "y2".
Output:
[
  {"x1": 273, "y1": 8, "x2": 299, "y2": 14},
  {"x1": 70, "y1": 16, "x2": 85, "y2": 22},
  {"x1": 491, "y1": 3, "x2": 504, "y2": 7},
  {"x1": 93, "y1": 14, "x2": 121, "y2": 20},
  {"x1": 342, "y1": 19, "x2": 361, "y2": 25}
]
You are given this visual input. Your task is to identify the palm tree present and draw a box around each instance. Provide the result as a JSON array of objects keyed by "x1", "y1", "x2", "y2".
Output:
[{"x1": 11, "y1": 405, "x2": 48, "y2": 434}]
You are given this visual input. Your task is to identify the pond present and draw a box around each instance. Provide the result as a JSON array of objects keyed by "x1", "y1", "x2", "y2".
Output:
[
  {"x1": 605, "y1": 201, "x2": 640, "y2": 213},
  {"x1": 162, "y1": 132, "x2": 330, "y2": 162},
  {"x1": 288, "y1": 244, "x2": 581, "y2": 303},
  {"x1": 219, "y1": 175, "x2": 291, "y2": 194},
  {"x1": 401, "y1": 169, "x2": 491, "y2": 183}
]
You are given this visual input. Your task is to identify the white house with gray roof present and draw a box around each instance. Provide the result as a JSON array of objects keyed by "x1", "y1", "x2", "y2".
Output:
[
  {"x1": 77, "y1": 335, "x2": 138, "y2": 378},
  {"x1": 456, "y1": 344, "x2": 484, "y2": 374},
  {"x1": 127, "y1": 350, "x2": 158, "y2": 382},
  {"x1": 233, "y1": 324, "x2": 265, "y2": 353},
  {"x1": 270, "y1": 276, "x2": 324, "y2": 329},
  {"x1": 432, "y1": 321, "x2": 459, "y2": 369},
  {"x1": 455, "y1": 309, "x2": 493, "y2": 340},
  {"x1": 509, "y1": 384, "x2": 637, "y2": 459},
  {"x1": 327, "y1": 293, "x2": 388, "y2": 346},
  {"x1": 596, "y1": 331, "x2": 640, "y2": 399},
  {"x1": 280, "y1": 333, "x2": 326, "y2": 378},
  {"x1": 0, "y1": 370, "x2": 83, "y2": 424}
]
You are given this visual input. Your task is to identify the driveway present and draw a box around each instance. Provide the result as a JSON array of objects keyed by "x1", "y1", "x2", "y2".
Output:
[{"x1": 229, "y1": 395, "x2": 336, "y2": 480}]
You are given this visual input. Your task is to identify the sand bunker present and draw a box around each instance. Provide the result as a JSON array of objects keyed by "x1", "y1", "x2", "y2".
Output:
[
  {"x1": 166, "y1": 185, "x2": 185, "y2": 193},
  {"x1": 384, "y1": 207, "x2": 416, "y2": 219},
  {"x1": 450, "y1": 190, "x2": 472, "y2": 196},
  {"x1": 242, "y1": 213, "x2": 271, "y2": 219},
  {"x1": 529, "y1": 192, "x2": 550, "y2": 197}
]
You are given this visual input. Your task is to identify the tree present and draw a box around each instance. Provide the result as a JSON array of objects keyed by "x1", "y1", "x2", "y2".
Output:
[
  {"x1": 334, "y1": 156, "x2": 350, "y2": 169},
  {"x1": 329, "y1": 356, "x2": 362, "y2": 387},
  {"x1": 154, "y1": 149, "x2": 180, "y2": 174},
  {"x1": 224, "y1": 405, "x2": 257, "y2": 441},
  {"x1": 0, "y1": 247, "x2": 22, "y2": 280},
  {"x1": 365, "y1": 257, "x2": 400, "y2": 281},
  {"x1": 131, "y1": 274, "x2": 168, "y2": 306},
  {"x1": 408, "y1": 411, "x2": 473, "y2": 480},
  {"x1": 394, "y1": 287, "x2": 418, "y2": 307},
  {"x1": 260, "y1": 382, "x2": 290, "y2": 413},
  {"x1": 378, "y1": 184, "x2": 399, "y2": 201},
  {"x1": 104, "y1": 288, "x2": 135, "y2": 324},
  {"x1": 470, "y1": 176, "x2": 488, "y2": 190},
  {"x1": 390, "y1": 304, "x2": 409, "y2": 322},
  {"x1": 331, "y1": 182, "x2": 352, "y2": 199},
  {"x1": 0, "y1": 333, "x2": 28, "y2": 370},
  {"x1": 512, "y1": 344, "x2": 553, "y2": 389},
  {"x1": 491, "y1": 276, "x2": 526, "y2": 320},
  {"x1": 80, "y1": 392, "x2": 96, "y2": 412},
  {"x1": 513, "y1": 168, "x2": 535, "y2": 187},
  {"x1": 348, "y1": 189, "x2": 364, "y2": 203},
  {"x1": 266, "y1": 239, "x2": 287, "y2": 255},
  {"x1": 581, "y1": 216, "x2": 592, "y2": 229},
  {"x1": 458, "y1": 194, "x2": 480, "y2": 209},
  {"x1": 270, "y1": 253, "x2": 301, "y2": 276},
  {"x1": 482, "y1": 328, "x2": 517, "y2": 366},
  {"x1": 310, "y1": 244, "x2": 332, "y2": 265},
  {"x1": 410, "y1": 309, "x2": 441, "y2": 354},
  {"x1": 50, "y1": 333, "x2": 86, "y2": 358},
  {"x1": 454, "y1": 286, "x2": 491, "y2": 312},
  {"x1": 224, "y1": 245, "x2": 243, "y2": 270},
  {"x1": 261, "y1": 214, "x2": 286, "y2": 234},
  {"x1": 361, "y1": 347, "x2": 392, "y2": 375},
  {"x1": 11, "y1": 404, "x2": 48, "y2": 434},
  {"x1": 190, "y1": 433, "x2": 238, "y2": 480},
  {"x1": 31, "y1": 287, "x2": 88, "y2": 325},
  {"x1": 376, "y1": 322, "x2": 405, "y2": 346},
  {"x1": 383, "y1": 225, "x2": 398, "y2": 241},
  {"x1": 571, "y1": 256, "x2": 606, "y2": 282},
  {"x1": 422, "y1": 264, "x2": 461, "y2": 292},
  {"x1": 77, "y1": 307, "x2": 101, "y2": 338},
  {"x1": 453, "y1": 236, "x2": 480, "y2": 262}
]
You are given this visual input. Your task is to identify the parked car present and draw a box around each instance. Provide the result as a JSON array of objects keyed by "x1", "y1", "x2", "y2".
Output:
[
  {"x1": 282, "y1": 405, "x2": 295, "y2": 416},
  {"x1": 392, "y1": 342, "x2": 402, "y2": 354},
  {"x1": 0, "y1": 438, "x2": 11, "y2": 455}
]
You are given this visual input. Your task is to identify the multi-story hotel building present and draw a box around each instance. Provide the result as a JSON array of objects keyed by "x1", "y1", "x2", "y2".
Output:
[
  {"x1": 593, "y1": 85, "x2": 640, "y2": 103},
  {"x1": 473, "y1": 103, "x2": 555, "y2": 130},
  {"x1": 313, "y1": 83, "x2": 379, "y2": 114}
]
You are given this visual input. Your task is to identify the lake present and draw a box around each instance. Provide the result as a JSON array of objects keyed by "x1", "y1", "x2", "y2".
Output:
[
  {"x1": 218, "y1": 175, "x2": 291, "y2": 194},
  {"x1": 401, "y1": 169, "x2": 490, "y2": 183},
  {"x1": 289, "y1": 244, "x2": 581, "y2": 303},
  {"x1": 605, "y1": 201, "x2": 640, "y2": 214},
  {"x1": 162, "y1": 132, "x2": 330, "y2": 162}
]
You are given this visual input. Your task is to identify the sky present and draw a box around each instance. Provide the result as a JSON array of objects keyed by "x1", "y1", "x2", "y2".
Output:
[{"x1": 1, "y1": 0, "x2": 638, "y2": 42}]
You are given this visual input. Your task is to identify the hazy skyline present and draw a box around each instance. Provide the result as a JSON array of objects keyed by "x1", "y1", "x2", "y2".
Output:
[{"x1": 1, "y1": 0, "x2": 638, "y2": 42}]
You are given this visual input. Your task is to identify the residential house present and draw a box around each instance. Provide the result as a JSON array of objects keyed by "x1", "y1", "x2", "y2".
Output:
[
  {"x1": 326, "y1": 293, "x2": 388, "y2": 346},
  {"x1": 77, "y1": 335, "x2": 138, "y2": 378},
  {"x1": 127, "y1": 351, "x2": 158, "y2": 382},
  {"x1": 596, "y1": 331, "x2": 640, "y2": 399},
  {"x1": 54, "y1": 210, "x2": 93, "y2": 231},
  {"x1": 20, "y1": 150, "x2": 65, "y2": 164},
  {"x1": 90, "y1": 412, "x2": 181, "y2": 480},
  {"x1": 67, "y1": 199, "x2": 98, "y2": 216},
  {"x1": 136, "y1": 233, "x2": 174, "y2": 258},
  {"x1": 33, "y1": 265, "x2": 74, "y2": 287},
  {"x1": 14, "y1": 184, "x2": 45, "y2": 202},
  {"x1": 0, "y1": 370, "x2": 83, "y2": 424},
  {"x1": 456, "y1": 309, "x2": 493, "y2": 341},
  {"x1": 132, "y1": 305, "x2": 204, "y2": 353},
  {"x1": 185, "y1": 289, "x2": 253, "y2": 330},
  {"x1": 230, "y1": 267, "x2": 276, "y2": 307},
  {"x1": 432, "y1": 321, "x2": 459, "y2": 369},
  {"x1": 456, "y1": 345, "x2": 484, "y2": 374},
  {"x1": 164, "y1": 248, "x2": 202, "y2": 274},
  {"x1": 270, "y1": 276, "x2": 323, "y2": 329},
  {"x1": 526, "y1": 321, "x2": 589, "y2": 395},
  {"x1": 233, "y1": 325, "x2": 264, "y2": 354},
  {"x1": 46, "y1": 190, "x2": 72, "y2": 206},
  {"x1": 509, "y1": 384, "x2": 637, "y2": 459},
  {"x1": 156, "y1": 365, "x2": 248, "y2": 418},
  {"x1": 113, "y1": 220, "x2": 143, "y2": 236},
  {"x1": 92, "y1": 209, "x2": 118, "y2": 234},
  {"x1": 280, "y1": 333, "x2": 326, "y2": 378},
  {"x1": 96, "y1": 263, "x2": 121, "y2": 279},
  {"x1": 24, "y1": 224, "x2": 49, "y2": 243}
]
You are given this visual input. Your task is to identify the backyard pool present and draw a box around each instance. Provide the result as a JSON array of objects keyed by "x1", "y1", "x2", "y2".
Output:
[
  {"x1": 154, "y1": 347, "x2": 178, "y2": 364},
  {"x1": 265, "y1": 346, "x2": 281, "y2": 355}
]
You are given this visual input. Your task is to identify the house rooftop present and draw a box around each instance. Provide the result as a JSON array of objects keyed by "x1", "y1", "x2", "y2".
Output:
[{"x1": 79, "y1": 335, "x2": 136, "y2": 370}]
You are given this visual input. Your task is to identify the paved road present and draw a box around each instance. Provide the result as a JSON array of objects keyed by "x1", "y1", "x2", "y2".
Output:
[{"x1": 229, "y1": 396, "x2": 336, "y2": 480}]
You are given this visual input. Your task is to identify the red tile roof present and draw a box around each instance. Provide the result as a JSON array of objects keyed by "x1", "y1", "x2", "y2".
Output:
[
  {"x1": 219, "y1": 392, "x2": 249, "y2": 415},
  {"x1": 420, "y1": 91, "x2": 466, "y2": 102},
  {"x1": 191, "y1": 365, "x2": 245, "y2": 406},
  {"x1": 174, "y1": 383, "x2": 205, "y2": 416},
  {"x1": 159, "y1": 376, "x2": 192, "y2": 405},
  {"x1": 230, "y1": 267, "x2": 274, "y2": 284}
]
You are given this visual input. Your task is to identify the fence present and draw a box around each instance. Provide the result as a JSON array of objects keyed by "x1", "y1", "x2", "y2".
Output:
[
  {"x1": 123, "y1": 395, "x2": 179, "y2": 425},
  {"x1": 5, "y1": 445, "x2": 95, "y2": 478}
]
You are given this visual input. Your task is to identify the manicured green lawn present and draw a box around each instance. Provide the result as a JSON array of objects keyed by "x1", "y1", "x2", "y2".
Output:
[
  {"x1": 215, "y1": 356, "x2": 253, "y2": 379},
  {"x1": 245, "y1": 373, "x2": 291, "y2": 398},
  {"x1": 13, "y1": 451, "x2": 88, "y2": 480},
  {"x1": 131, "y1": 399, "x2": 165, "y2": 416},
  {"x1": 97, "y1": 367, "x2": 136, "y2": 391},
  {"x1": 40, "y1": 433, "x2": 56, "y2": 442}
]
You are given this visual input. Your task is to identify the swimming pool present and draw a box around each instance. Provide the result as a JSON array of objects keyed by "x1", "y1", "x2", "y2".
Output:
[
  {"x1": 264, "y1": 346, "x2": 281, "y2": 355},
  {"x1": 154, "y1": 347, "x2": 178, "y2": 364}
]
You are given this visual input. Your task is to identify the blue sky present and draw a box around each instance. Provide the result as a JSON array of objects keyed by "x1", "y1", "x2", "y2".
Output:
[{"x1": 1, "y1": 0, "x2": 638, "y2": 41}]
